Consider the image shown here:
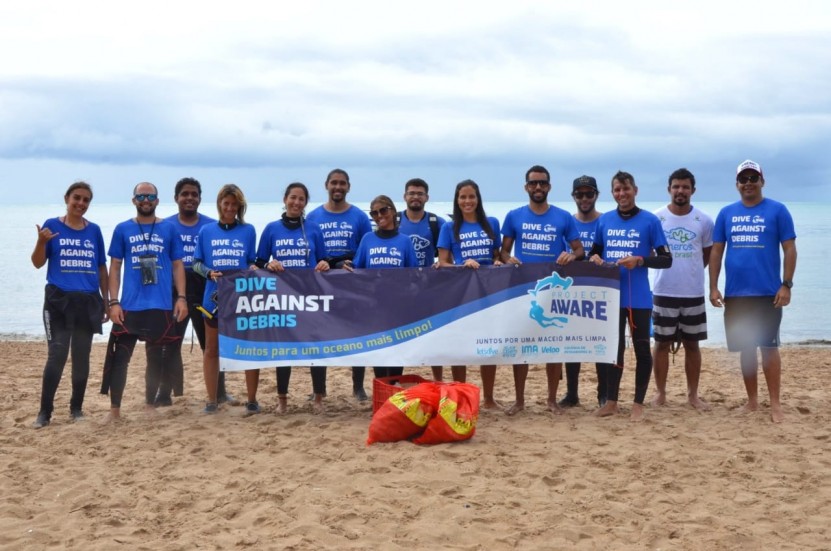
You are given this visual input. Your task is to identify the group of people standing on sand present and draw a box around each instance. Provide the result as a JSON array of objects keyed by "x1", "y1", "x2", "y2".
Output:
[{"x1": 31, "y1": 159, "x2": 795, "y2": 428}]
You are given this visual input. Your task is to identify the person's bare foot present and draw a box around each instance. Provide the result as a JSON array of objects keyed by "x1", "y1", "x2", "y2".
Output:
[
  {"x1": 630, "y1": 403, "x2": 645, "y2": 422},
  {"x1": 103, "y1": 410, "x2": 122, "y2": 424},
  {"x1": 144, "y1": 404, "x2": 158, "y2": 416},
  {"x1": 770, "y1": 404, "x2": 785, "y2": 423},
  {"x1": 741, "y1": 401, "x2": 759, "y2": 414},
  {"x1": 311, "y1": 395, "x2": 324, "y2": 414},
  {"x1": 546, "y1": 399, "x2": 564, "y2": 414},
  {"x1": 482, "y1": 399, "x2": 503, "y2": 411},
  {"x1": 505, "y1": 401, "x2": 525, "y2": 416},
  {"x1": 276, "y1": 396, "x2": 288, "y2": 415},
  {"x1": 594, "y1": 401, "x2": 619, "y2": 417},
  {"x1": 650, "y1": 392, "x2": 667, "y2": 407},
  {"x1": 688, "y1": 395, "x2": 711, "y2": 411}
]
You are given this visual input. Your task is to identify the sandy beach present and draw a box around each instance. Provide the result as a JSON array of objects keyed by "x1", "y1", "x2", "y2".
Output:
[{"x1": 1, "y1": 341, "x2": 829, "y2": 550}]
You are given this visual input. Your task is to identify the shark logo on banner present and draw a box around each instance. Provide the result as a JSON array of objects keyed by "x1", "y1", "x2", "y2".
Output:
[{"x1": 528, "y1": 272, "x2": 572, "y2": 328}]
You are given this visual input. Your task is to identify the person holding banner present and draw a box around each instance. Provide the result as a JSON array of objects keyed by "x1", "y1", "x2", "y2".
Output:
[
  {"x1": 306, "y1": 169, "x2": 373, "y2": 401},
  {"x1": 156, "y1": 177, "x2": 238, "y2": 408},
  {"x1": 396, "y1": 178, "x2": 448, "y2": 383},
  {"x1": 588, "y1": 171, "x2": 672, "y2": 421},
  {"x1": 437, "y1": 179, "x2": 503, "y2": 409},
  {"x1": 255, "y1": 182, "x2": 330, "y2": 414},
  {"x1": 31, "y1": 181, "x2": 108, "y2": 428},
  {"x1": 560, "y1": 175, "x2": 605, "y2": 408},
  {"x1": 192, "y1": 184, "x2": 257, "y2": 414},
  {"x1": 350, "y1": 195, "x2": 418, "y2": 379},
  {"x1": 500, "y1": 165, "x2": 584, "y2": 416}
]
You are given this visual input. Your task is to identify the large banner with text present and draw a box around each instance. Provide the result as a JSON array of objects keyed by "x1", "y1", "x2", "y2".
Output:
[{"x1": 217, "y1": 263, "x2": 620, "y2": 370}]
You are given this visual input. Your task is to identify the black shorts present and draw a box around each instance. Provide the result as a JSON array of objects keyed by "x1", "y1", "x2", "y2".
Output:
[
  {"x1": 652, "y1": 295, "x2": 707, "y2": 343},
  {"x1": 724, "y1": 296, "x2": 782, "y2": 352}
]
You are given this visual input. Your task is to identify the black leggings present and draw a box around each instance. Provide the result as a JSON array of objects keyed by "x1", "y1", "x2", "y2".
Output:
[
  {"x1": 158, "y1": 279, "x2": 223, "y2": 399},
  {"x1": 39, "y1": 317, "x2": 94, "y2": 417},
  {"x1": 108, "y1": 336, "x2": 175, "y2": 408},
  {"x1": 598, "y1": 308, "x2": 653, "y2": 404},
  {"x1": 563, "y1": 362, "x2": 606, "y2": 404},
  {"x1": 275, "y1": 366, "x2": 327, "y2": 395}
]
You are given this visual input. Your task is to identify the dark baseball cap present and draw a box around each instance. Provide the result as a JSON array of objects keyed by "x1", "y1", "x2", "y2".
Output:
[{"x1": 572, "y1": 175, "x2": 598, "y2": 192}]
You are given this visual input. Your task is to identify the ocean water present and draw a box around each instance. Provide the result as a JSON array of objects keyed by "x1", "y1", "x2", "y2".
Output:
[{"x1": 6, "y1": 200, "x2": 826, "y2": 347}]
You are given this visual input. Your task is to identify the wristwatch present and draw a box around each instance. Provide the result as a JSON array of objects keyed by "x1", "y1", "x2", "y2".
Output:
[{"x1": 782, "y1": 279, "x2": 793, "y2": 289}]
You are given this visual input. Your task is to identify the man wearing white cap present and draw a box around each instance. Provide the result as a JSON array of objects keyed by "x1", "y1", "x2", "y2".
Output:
[{"x1": 709, "y1": 160, "x2": 797, "y2": 423}]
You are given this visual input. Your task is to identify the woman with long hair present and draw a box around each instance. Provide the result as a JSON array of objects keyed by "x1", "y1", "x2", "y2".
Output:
[
  {"x1": 192, "y1": 184, "x2": 258, "y2": 414},
  {"x1": 31, "y1": 181, "x2": 108, "y2": 428},
  {"x1": 255, "y1": 182, "x2": 330, "y2": 414},
  {"x1": 436, "y1": 179, "x2": 503, "y2": 409}
]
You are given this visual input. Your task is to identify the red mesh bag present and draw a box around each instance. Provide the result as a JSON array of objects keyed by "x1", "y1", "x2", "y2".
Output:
[
  {"x1": 366, "y1": 383, "x2": 441, "y2": 445},
  {"x1": 412, "y1": 383, "x2": 480, "y2": 445}
]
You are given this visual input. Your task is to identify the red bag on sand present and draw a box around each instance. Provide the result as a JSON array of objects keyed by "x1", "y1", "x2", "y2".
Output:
[
  {"x1": 366, "y1": 383, "x2": 441, "y2": 445},
  {"x1": 412, "y1": 383, "x2": 480, "y2": 445}
]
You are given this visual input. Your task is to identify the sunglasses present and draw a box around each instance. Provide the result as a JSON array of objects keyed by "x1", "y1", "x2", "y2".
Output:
[
  {"x1": 526, "y1": 180, "x2": 550, "y2": 188},
  {"x1": 369, "y1": 206, "x2": 393, "y2": 218},
  {"x1": 134, "y1": 193, "x2": 158, "y2": 202},
  {"x1": 737, "y1": 174, "x2": 761, "y2": 184},
  {"x1": 572, "y1": 190, "x2": 597, "y2": 199}
]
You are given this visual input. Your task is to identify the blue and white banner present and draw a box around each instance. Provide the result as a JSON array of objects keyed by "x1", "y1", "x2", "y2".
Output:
[{"x1": 217, "y1": 263, "x2": 620, "y2": 370}]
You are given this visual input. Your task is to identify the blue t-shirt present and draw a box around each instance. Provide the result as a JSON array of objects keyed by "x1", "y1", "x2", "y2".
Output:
[
  {"x1": 713, "y1": 198, "x2": 796, "y2": 297},
  {"x1": 502, "y1": 205, "x2": 579, "y2": 263},
  {"x1": 256, "y1": 219, "x2": 327, "y2": 269},
  {"x1": 437, "y1": 217, "x2": 502, "y2": 265},
  {"x1": 194, "y1": 222, "x2": 257, "y2": 313},
  {"x1": 594, "y1": 210, "x2": 667, "y2": 308},
  {"x1": 165, "y1": 213, "x2": 216, "y2": 270},
  {"x1": 108, "y1": 219, "x2": 184, "y2": 311},
  {"x1": 42, "y1": 217, "x2": 107, "y2": 293},
  {"x1": 571, "y1": 216, "x2": 600, "y2": 253},
  {"x1": 306, "y1": 205, "x2": 372, "y2": 258},
  {"x1": 353, "y1": 232, "x2": 418, "y2": 269},
  {"x1": 397, "y1": 211, "x2": 446, "y2": 267}
]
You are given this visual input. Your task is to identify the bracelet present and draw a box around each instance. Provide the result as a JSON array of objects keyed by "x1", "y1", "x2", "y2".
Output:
[
  {"x1": 108, "y1": 299, "x2": 120, "y2": 306},
  {"x1": 176, "y1": 295, "x2": 187, "y2": 301},
  {"x1": 636, "y1": 256, "x2": 644, "y2": 267}
]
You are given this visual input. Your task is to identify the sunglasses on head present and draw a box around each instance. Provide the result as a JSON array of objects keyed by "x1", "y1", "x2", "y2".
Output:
[
  {"x1": 369, "y1": 206, "x2": 392, "y2": 218},
  {"x1": 737, "y1": 174, "x2": 761, "y2": 184},
  {"x1": 572, "y1": 190, "x2": 597, "y2": 199},
  {"x1": 134, "y1": 193, "x2": 158, "y2": 202}
]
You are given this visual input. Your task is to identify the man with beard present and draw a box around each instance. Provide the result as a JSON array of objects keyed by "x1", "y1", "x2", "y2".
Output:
[
  {"x1": 710, "y1": 160, "x2": 796, "y2": 423},
  {"x1": 650, "y1": 168, "x2": 714, "y2": 411},
  {"x1": 306, "y1": 169, "x2": 373, "y2": 401},
  {"x1": 559, "y1": 175, "x2": 605, "y2": 408},
  {"x1": 103, "y1": 182, "x2": 187, "y2": 421},
  {"x1": 500, "y1": 165, "x2": 584, "y2": 415},
  {"x1": 395, "y1": 178, "x2": 447, "y2": 381},
  {"x1": 588, "y1": 171, "x2": 672, "y2": 421},
  {"x1": 154, "y1": 178, "x2": 238, "y2": 407}
]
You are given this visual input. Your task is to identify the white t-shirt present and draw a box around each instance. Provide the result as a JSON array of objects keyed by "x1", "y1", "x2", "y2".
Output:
[{"x1": 651, "y1": 205, "x2": 714, "y2": 298}]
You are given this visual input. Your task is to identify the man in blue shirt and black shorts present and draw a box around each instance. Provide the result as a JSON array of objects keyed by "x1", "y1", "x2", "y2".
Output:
[{"x1": 709, "y1": 160, "x2": 796, "y2": 423}]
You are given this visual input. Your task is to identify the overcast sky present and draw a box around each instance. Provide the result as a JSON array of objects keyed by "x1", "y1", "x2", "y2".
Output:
[{"x1": 2, "y1": 1, "x2": 830, "y2": 205}]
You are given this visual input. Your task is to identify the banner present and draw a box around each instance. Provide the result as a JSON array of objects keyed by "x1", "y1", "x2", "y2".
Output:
[{"x1": 217, "y1": 263, "x2": 620, "y2": 370}]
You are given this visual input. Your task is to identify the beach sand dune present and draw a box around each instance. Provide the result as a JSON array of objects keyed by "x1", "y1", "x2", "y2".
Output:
[{"x1": 1, "y1": 341, "x2": 829, "y2": 550}]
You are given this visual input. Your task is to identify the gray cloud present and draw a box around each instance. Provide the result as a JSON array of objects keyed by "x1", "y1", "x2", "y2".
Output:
[{"x1": 1, "y1": 4, "x2": 829, "y2": 202}]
